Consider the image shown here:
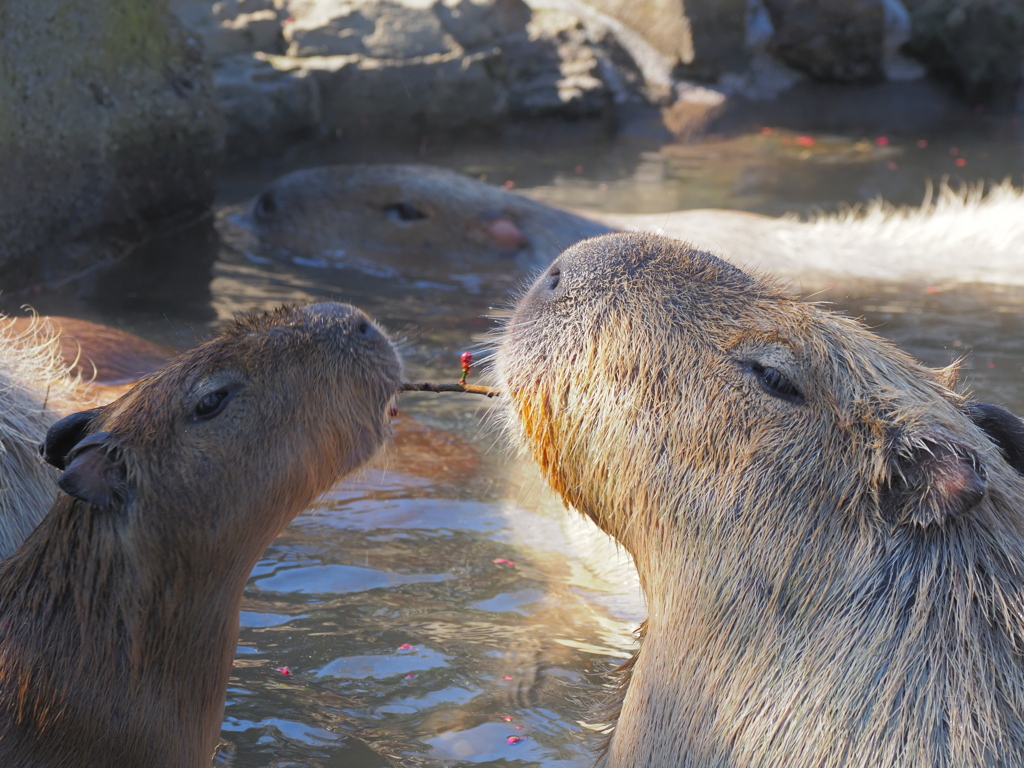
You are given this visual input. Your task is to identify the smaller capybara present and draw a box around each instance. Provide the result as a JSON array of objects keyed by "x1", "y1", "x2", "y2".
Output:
[
  {"x1": 497, "y1": 232, "x2": 1024, "y2": 767},
  {"x1": 248, "y1": 163, "x2": 612, "y2": 274},
  {"x1": 0, "y1": 315, "x2": 174, "y2": 559},
  {"x1": 247, "y1": 163, "x2": 1024, "y2": 286},
  {"x1": 0, "y1": 302, "x2": 401, "y2": 767}
]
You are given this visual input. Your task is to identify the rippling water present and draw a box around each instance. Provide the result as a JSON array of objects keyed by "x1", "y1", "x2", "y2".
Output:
[{"x1": 8, "y1": 118, "x2": 1024, "y2": 766}]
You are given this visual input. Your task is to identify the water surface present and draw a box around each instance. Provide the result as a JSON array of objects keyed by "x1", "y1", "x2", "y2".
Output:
[{"x1": 8, "y1": 117, "x2": 1024, "y2": 767}]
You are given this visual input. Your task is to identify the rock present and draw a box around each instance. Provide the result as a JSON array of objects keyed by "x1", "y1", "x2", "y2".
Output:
[
  {"x1": 763, "y1": 0, "x2": 887, "y2": 82},
  {"x1": 169, "y1": 0, "x2": 285, "y2": 58},
  {"x1": 903, "y1": 0, "x2": 1024, "y2": 105},
  {"x1": 0, "y1": 0, "x2": 224, "y2": 289},
  {"x1": 574, "y1": 0, "x2": 748, "y2": 80},
  {"x1": 306, "y1": 47, "x2": 507, "y2": 135},
  {"x1": 285, "y1": 0, "x2": 454, "y2": 58},
  {"x1": 503, "y1": 9, "x2": 612, "y2": 117},
  {"x1": 437, "y1": 0, "x2": 534, "y2": 49},
  {"x1": 214, "y1": 54, "x2": 322, "y2": 158}
]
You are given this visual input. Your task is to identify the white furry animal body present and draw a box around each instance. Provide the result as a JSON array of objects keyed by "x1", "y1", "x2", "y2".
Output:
[
  {"x1": 602, "y1": 182, "x2": 1024, "y2": 286},
  {"x1": 0, "y1": 317, "x2": 89, "y2": 558}
]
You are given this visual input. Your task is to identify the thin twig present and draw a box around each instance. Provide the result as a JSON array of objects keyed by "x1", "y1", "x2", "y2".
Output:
[{"x1": 401, "y1": 382, "x2": 501, "y2": 397}]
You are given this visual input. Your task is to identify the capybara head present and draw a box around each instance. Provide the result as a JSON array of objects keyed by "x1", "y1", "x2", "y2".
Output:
[
  {"x1": 248, "y1": 163, "x2": 610, "y2": 276},
  {"x1": 42, "y1": 302, "x2": 402, "y2": 556},
  {"x1": 497, "y1": 232, "x2": 1024, "y2": 766}
]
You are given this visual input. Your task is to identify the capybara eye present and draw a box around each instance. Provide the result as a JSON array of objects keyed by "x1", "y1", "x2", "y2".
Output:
[
  {"x1": 254, "y1": 191, "x2": 276, "y2": 218},
  {"x1": 358, "y1": 321, "x2": 370, "y2": 335},
  {"x1": 193, "y1": 389, "x2": 233, "y2": 420},
  {"x1": 746, "y1": 361, "x2": 804, "y2": 404},
  {"x1": 383, "y1": 202, "x2": 428, "y2": 222}
]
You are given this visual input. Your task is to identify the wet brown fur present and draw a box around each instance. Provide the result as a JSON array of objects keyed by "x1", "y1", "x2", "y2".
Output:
[
  {"x1": 497, "y1": 232, "x2": 1024, "y2": 767},
  {"x1": 0, "y1": 302, "x2": 402, "y2": 768},
  {"x1": 7, "y1": 315, "x2": 177, "y2": 385}
]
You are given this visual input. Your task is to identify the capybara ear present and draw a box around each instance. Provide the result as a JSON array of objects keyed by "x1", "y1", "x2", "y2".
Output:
[
  {"x1": 40, "y1": 408, "x2": 102, "y2": 470},
  {"x1": 58, "y1": 432, "x2": 127, "y2": 510},
  {"x1": 963, "y1": 401, "x2": 1024, "y2": 476},
  {"x1": 886, "y1": 430, "x2": 986, "y2": 528}
]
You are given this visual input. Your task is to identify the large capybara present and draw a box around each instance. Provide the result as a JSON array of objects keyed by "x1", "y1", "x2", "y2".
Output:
[
  {"x1": 0, "y1": 315, "x2": 175, "y2": 560},
  {"x1": 0, "y1": 302, "x2": 401, "y2": 767},
  {"x1": 497, "y1": 232, "x2": 1024, "y2": 767},
  {"x1": 247, "y1": 163, "x2": 1024, "y2": 286}
]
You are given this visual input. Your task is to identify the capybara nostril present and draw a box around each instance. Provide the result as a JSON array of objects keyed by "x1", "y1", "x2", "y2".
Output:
[
  {"x1": 253, "y1": 189, "x2": 276, "y2": 219},
  {"x1": 546, "y1": 266, "x2": 561, "y2": 291}
]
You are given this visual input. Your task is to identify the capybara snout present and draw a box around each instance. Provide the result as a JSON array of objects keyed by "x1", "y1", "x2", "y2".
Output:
[{"x1": 498, "y1": 231, "x2": 1024, "y2": 767}]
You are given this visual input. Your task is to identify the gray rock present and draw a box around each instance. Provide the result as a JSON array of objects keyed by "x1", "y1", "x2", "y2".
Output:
[
  {"x1": 0, "y1": 0, "x2": 224, "y2": 288},
  {"x1": 285, "y1": 1, "x2": 455, "y2": 58},
  {"x1": 214, "y1": 54, "x2": 322, "y2": 158},
  {"x1": 503, "y1": 9, "x2": 611, "y2": 117},
  {"x1": 170, "y1": 0, "x2": 284, "y2": 58},
  {"x1": 764, "y1": 0, "x2": 887, "y2": 82},
  {"x1": 903, "y1": 0, "x2": 1024, "y2": 104},
  {"x1": 575, "y1": 0, "x2": 748, "y2": 80},
  {"x1": 436, "y1": 0, "x2": 533, "y2": 49},
  {"x1": 306, "y1": 48, "x2": 507, "y2": 135}
]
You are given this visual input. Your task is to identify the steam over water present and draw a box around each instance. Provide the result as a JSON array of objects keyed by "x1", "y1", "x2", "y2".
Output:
[{"x1": 10, "y1": 123, "x2": 1024, "y2": 766}]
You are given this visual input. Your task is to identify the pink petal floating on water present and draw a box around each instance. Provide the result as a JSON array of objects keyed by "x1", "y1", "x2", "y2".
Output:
[
  {"x1": 875, "y1": 136, "x2": 889, "y2": 146},
  {"x1": 502, "y1": 675, "x2": 513, "y2": 680},
  {"x1": 917, "y1": 139, "x2": 928, "y2": 148},
  {"x1": 515, "y1": 726, "x2": 523, "y2": 730},
  {"x1": 492, "y1": 558, "x2": 516, "y2": 567},
  {"x1": 795, "y1": 135, "x2": 815, "y2": 147},
  {"x1": 502, "y1": 716, "x2": 513, "y2": 722},
  {"x1": 955, "y1": 158, "x2": 967, "y2": 167},
  {"x1": 405, "y1": 673, "x2": 418, "y2": 679},
  {"x1": 275, "y1": 667, "x2": 291, "y2": 675},
  {"x1": 398, "y1": 643, "x2": 415, "y2": 651},
  {"x1": 507, "y1": 736, "x2": 523, "y2": 745}
]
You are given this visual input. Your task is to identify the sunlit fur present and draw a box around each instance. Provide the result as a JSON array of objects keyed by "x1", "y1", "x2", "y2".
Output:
[
  {"x1": 497, "y1": 232, "x2": 1024, "y2": 767},
  {"x1": 603, "y1": 180, "x2": 1024, "y2": 285},
  {"x1": 0, "y1": 316, "x2": 94, "y2": 558},
  {"x1": 0, "y1": 302, "x2": 402, "y2": 768}
]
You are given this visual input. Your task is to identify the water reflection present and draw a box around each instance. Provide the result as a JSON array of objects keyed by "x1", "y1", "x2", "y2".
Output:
[{"x1": 10, "y1": 120, "x2": 1024, "y2": 767}]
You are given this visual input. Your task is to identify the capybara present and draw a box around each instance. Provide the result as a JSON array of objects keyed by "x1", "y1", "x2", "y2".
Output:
[
  {"x1": 247, "y1": 163, "x2": 612, "y2": 274},
  {"x1": 248, "y1": 163, "x2": 1024, "y2": 286},
  {"x1": 0, "y1": 315, "x2": 174, "y2": 560},
  {"x1": 0, "y1": 302, "x2": 401, "y2": 767},
  {"x1": 6, "y1": 315, "x2": 176, "y2": 385},
  {"x1": 497, "y1": 231, "x2": 1024, "y2": 767}
]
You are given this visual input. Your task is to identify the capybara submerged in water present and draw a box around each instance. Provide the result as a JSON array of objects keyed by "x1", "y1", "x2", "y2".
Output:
[
  {"x1": 248, "y1": 163, "x2": 612, "y2": 275},
  {"x1": 497, "y1": 232, "x2": 1024, "y2": 767},
  {"x1": 0, "y1": 303, "x2": 401, "y2": 768},
  {"x1": 248, "y1": 162, "x2": 1024, "y2": 287}
]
